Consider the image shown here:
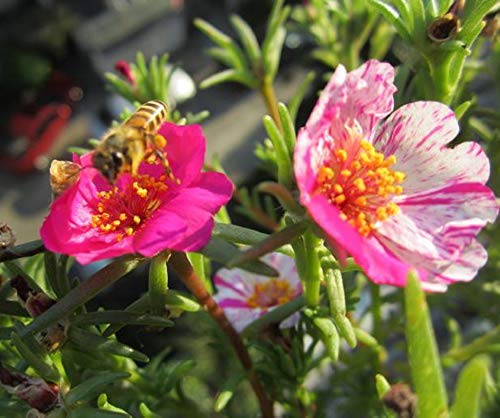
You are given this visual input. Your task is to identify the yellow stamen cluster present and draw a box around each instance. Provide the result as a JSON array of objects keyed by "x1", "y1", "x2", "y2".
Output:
[
  {"x1": 246, "y1": 278, "x2": 295, "y2": 308},
  {"x1": 90, "y1": 174, "x2": 168, "y2": 241},
  {"x1": 316, "y1": 139, "x2": 405, "y2": 236}
]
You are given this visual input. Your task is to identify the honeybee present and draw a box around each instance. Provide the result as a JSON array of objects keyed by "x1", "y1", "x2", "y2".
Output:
[{"x1": 92, "y1": 100, "x2": 174, "y2": 182}]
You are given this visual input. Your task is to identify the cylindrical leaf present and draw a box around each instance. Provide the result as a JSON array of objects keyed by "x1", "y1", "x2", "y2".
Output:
[{"x1": 405, "y1": 273, "x2": 448, "y2": 418}]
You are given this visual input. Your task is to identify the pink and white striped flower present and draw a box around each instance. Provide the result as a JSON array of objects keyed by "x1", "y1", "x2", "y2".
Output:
[
  {"x1": 294, "y1": 60, "x2": 498, "y2": 291},
  {"x1": 213, "y1": 253, "x2": 302, "y2": 332}
]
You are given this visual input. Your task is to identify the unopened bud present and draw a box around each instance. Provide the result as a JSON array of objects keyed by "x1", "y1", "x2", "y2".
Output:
[
  {"x1": 0, "y1": 366, "x2": 60, "y2": 413},
  {"x1": 382, "y1": 383, "x2": 417, "y2": 418},
  {"x1": 11, "y1": 276, "x2": 55, "y2": 316},
  {"x1": 50, "y1": 160, "x2": 80, "y2": 196},
  {"x1": 26, "y1": 293, "x2": 56, "y2": 317},
  {"x1": 482, "y1": 13, "x2": 499, "y2": 38},
  {"x1": 115, "y1": 60, "x2": 136, "y2": 84},
  {"x1": 0, "y1": 223, "x2": 16, "y2": 249},
  {"x1": 428, "y1": 13, "x2": 460, "y2": 42}
]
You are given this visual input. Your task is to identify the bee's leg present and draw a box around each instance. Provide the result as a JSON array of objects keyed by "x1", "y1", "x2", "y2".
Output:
[
  {"x1": 154, "y1": 149, "x2": 179, "y2": 184},
  {"x1": 130, "y1": 138, "x2": 146, "y2": 176}
]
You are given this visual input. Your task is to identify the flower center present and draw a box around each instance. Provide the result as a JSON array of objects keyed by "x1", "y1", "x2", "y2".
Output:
[
  {"x1": 246, "y1": 278, "x2": 295, "y2": 308},
  {"x1": 315, "y1": 139, "x2": 405, "y2": 236},
  {"x1": 90, "y1": 174, "x2": 168, "y2": 241}
]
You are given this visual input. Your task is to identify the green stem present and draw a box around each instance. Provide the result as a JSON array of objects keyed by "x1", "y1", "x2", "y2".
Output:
[
  {"x1": 443, "y1": 325, "x2": 500, "y2": 366},
  {"x1": 0, "y1": 240, "x2": 45, "y2": 262},
  {"x1": 149, "y1": 251, "x2": 171, "y2": 315},
  {"x1": 370, "y1": 282, "x2": 382, "y2": 341},
  {"x1": 260, "y1": 77, "x2": 282, "y2": 131},
  {"x1": 20, "y1": 256, "x2": 144, "y2": 337},
  {"x1": 302, "y1": 231, "x2": 322, "y2": 307}
]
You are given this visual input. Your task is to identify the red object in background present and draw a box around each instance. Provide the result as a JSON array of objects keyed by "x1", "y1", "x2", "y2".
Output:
[
  {"x1": 0, "y1": 71, "x2": 81, "y2": 174},
  {"x1": 0, "y1": 103, "x2": 72, "y2": 174}
]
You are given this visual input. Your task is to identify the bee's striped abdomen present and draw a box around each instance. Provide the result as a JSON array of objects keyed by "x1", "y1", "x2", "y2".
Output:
[{"x1": 125, "y1": 100, "x2": 168, "y2": 133}]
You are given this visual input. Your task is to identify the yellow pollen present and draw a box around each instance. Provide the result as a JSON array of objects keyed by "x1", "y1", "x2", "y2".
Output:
[
  {"x1": 335, "y1": 149, "x2": 348, "y2": 162},
  {"x1": 334, "y1": 194, "x2": 346, "y2": 204},
  {"x1": 353, "y1": 178, "x2": 366, "y2": 192},
  {"x1": 315, "y1": 138, "x2": 405, "y2": 236},
  {"x1": 246, "y1": 278, "x2": 295, "y2": 308},
  {"x1": 90, "y1": 174, "x2": 168, "y2": 241}
]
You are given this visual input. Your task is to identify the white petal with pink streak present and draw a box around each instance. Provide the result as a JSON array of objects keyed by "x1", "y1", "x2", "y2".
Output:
[
  {"x1": 375, "y1": 183, "x2": 498, "y2": 287},
  {"x1": 305, "y1": 60, "x2": 396, "y2": 141},
  {"x1": 373, "y1": 102, "x2": 490, "y2": 194}
]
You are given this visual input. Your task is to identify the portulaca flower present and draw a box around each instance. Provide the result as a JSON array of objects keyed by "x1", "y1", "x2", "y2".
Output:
[
  {"x1": 294, "y1": 60, "x2": 498, "y2": 291},
  {"x1": 213, "y1": 253, "x2": 302, "y2": 332}
]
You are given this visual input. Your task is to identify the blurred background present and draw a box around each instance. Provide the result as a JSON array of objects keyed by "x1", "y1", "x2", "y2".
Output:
[{"x1": 0, "y1": 0, "x2": 313, "y2": 243}]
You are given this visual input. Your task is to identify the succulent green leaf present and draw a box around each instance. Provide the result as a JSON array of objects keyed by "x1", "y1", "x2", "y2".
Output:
[
  {"x1": 450, "y1": 355, "x2": 491, "y2": 418},
  {"x1": 199, "y1": 237, "x2": 278, "y2": 276},
  {"x1": 368, "y1": 0, "x2": 412, "y2": 41},
  {"x1": 65, "y1": 372, "x2": 130, "y2": 406},
  {"x1": 19, "y1": 256, "x2": 144, "y2": 338},
  {"x1": 68, "y1": 327, "x2": 149, "y2": 363},
  {"x1": 405, "y1": 272, "x2": 448, "y2": 418},
  {"x1": 227, "y1": 221, "x2": 308, "y2": 268},
  {"x1": 11, "y1": 332, "x2": 60, "y2": 382}
]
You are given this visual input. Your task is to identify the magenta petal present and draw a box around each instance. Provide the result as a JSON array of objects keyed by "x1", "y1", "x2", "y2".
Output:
[
  {"x1": 133, "y1": 210, "x2": 187, "y2": 257},
  {"x1": 158, "y1": 123, "x2": 205, "y2": 186},
  {"x1": 306, "y1": 194, "x2": 423, "y2": 286},
  {"x1": 40, "y1": 175, "x2": 136, "y2": 264}
]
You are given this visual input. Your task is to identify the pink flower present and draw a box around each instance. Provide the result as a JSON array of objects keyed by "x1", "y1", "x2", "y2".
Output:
[
  {"x1": 213, "y1": 253, "x2": 302, "y2": 332},
  {"x1": 115, "y1": 60, "x2": 135, "y2": 84},
  {"x1": 40, "y1": 123, "x2": 233, "y2": 264},
  {"x1": 294, "y1": 60, "x2": 498, "y2": 291}
]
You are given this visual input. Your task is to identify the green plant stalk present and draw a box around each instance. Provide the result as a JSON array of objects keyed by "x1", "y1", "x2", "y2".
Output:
[
  {"x1": 260, "y1": 77, "x2": 282, "y2": 131},
  {"x1": 370, "y1": 282, "x2": 382, "y2": 340},
  {"x1": 302, "y1": 231, "x2": 322, "y2": 307},
  {"x1": 169, "y1": 252, "x2": 274, "y2": 418},
  {"x1": 0, "y1": 240, "x2": 45, "y2": 262},
  {"x1": 19, "y1": 256, "x2": 144, "y2": 337},
  {"x1": 443, "y1": 325, "x2": 500, "y2": 365},
  {"x1": 148, "y1": 251, "x2": 171, "y2": 315}
]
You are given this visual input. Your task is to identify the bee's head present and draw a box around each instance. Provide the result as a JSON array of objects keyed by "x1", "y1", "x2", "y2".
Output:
[{"x1": 92, "y1": 150, "x2": 125, "y2": 182}]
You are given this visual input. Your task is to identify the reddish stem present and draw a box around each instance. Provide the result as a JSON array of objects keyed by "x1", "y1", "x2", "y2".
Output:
[{"x1": 170, "y1": 252, "x2": 274, "y2": 418}]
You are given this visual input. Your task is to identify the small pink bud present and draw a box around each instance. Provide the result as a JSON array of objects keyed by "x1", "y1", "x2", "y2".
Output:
[
  {"x1": 0, "y1": 367, "x2": 60, "y2": 413},
  {"x1": 115, "y1": 60, "x2": 136, "y2": 85}
]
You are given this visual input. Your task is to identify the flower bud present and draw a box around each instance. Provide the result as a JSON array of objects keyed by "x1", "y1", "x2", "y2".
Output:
[
  {"x1": 0, "y1": 366, "x2": 60, "y2": 413},
  {"x1": 428, "y1": 13, "x2": 460, "y2": 43},
  {"x1": 0, "y1": 223, "x2": 16, "y2": 249},
  {"x1": 115, "y1": 60, "x2": 136, "y2": 84},
  {"x1": 382, "y1": 383, "x2": 417, "y2": 418},
  {"x1": 50, "y1": 160, "x2": 80, "y2": 197}
]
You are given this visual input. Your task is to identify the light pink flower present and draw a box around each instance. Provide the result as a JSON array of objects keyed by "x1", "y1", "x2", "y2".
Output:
[
  {"x1": 294, "y1": 60, "x2": 498, "y2": 291},
  {"x1": 40, "y1": 123, "x2": 233, "y2": 264},
  {"x1": 213, "y1": 253, "x2": 302, "y2": 332}
]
